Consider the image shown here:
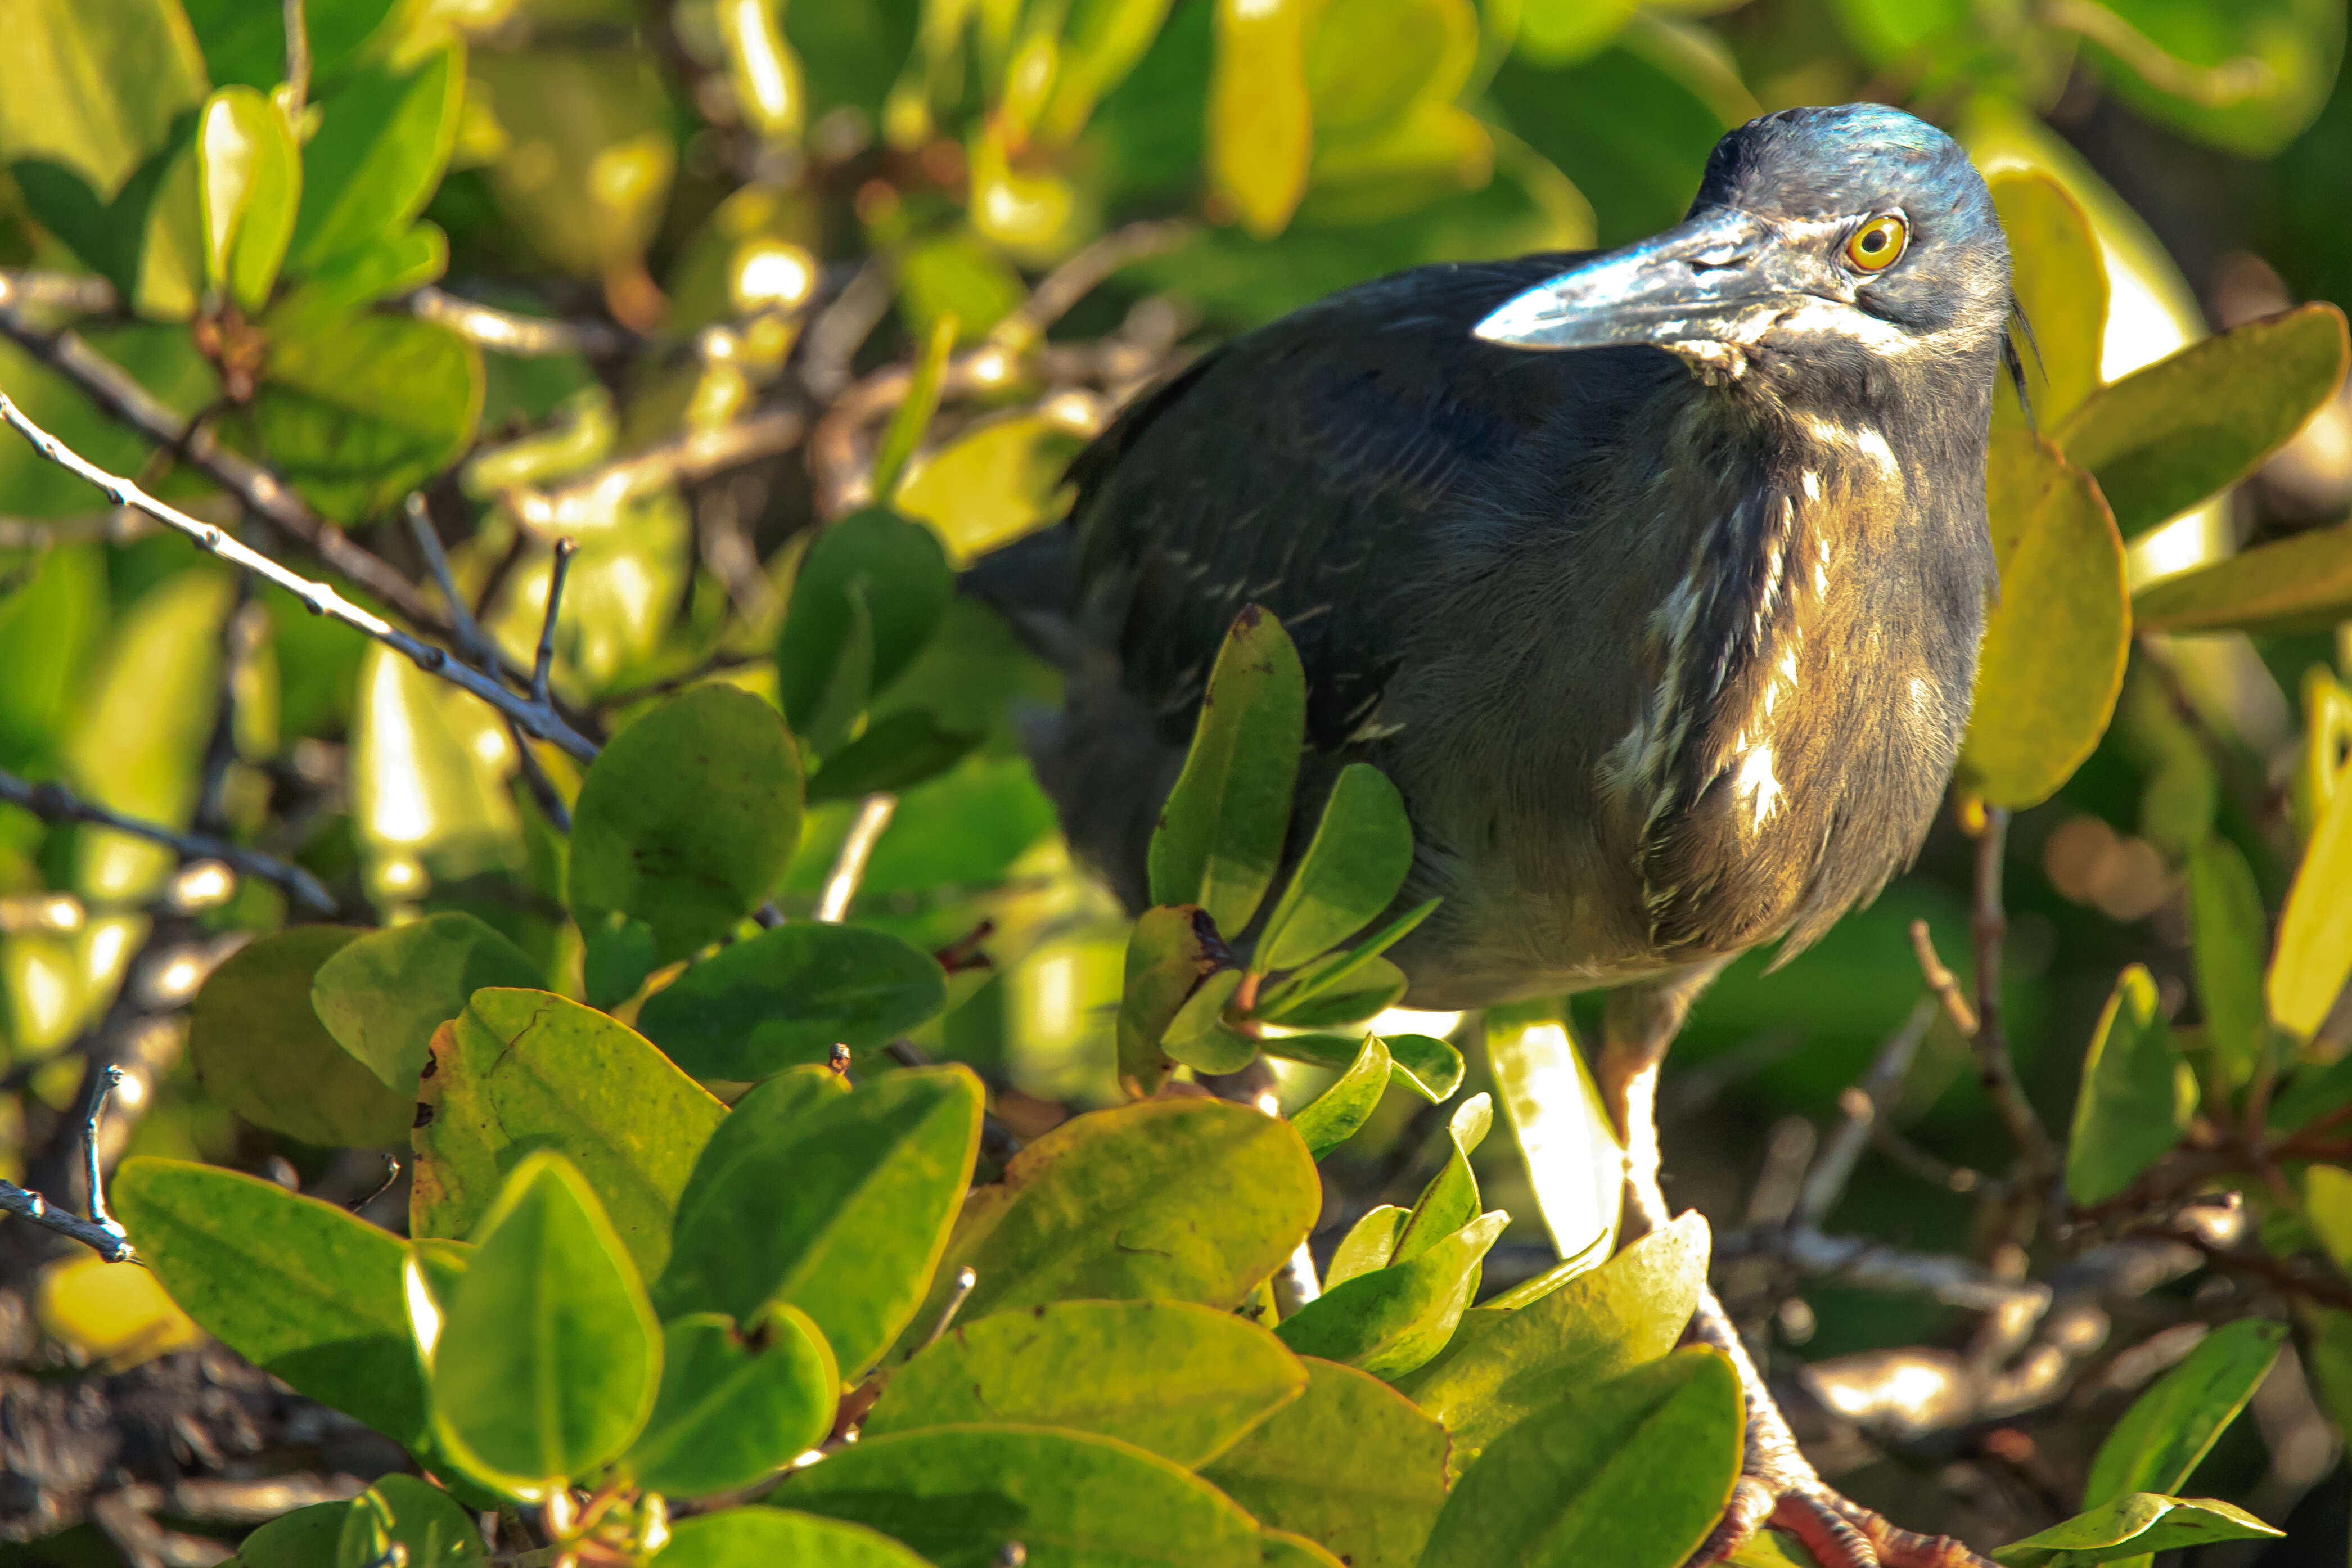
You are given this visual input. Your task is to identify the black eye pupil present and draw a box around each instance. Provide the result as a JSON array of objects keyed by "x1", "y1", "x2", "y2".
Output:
[{"x1": 1862, "y1": 231, "x2": 1885, "y2": 251}]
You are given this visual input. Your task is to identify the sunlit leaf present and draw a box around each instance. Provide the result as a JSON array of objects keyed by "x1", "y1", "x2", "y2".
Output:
[
  {"x1": 310, "y1": 912, "x2": 541, "y2": 1097},
  {"x1": 291, "y1": 46, "x2": 465, "y2": 272},
  {"x1": 1990, "y1": 170, "x2": 2107, "y2": 429},
  {"x1": 2057, "y1": 304, "x2": 2351, "y2": 540},
  {"x1": 1391, "y1": 1094, "x2": 1490, "y2": 1265},
  {"x1": 1200, "y1": 1358, "x2": 1449, "y2": 1568},
  {"x1": 2135, "y1": 520, "x2": 2352, "y2": 637},
  {"x1": 1264, "y1": 1029, "x2": 1464, "y2": 1102},
  {"x1": 637, "y1": 922, "x2": 949, "y2": 1082},
  {"x1": 1291, "y1": 1034, "x2": 1391, "y2": 1158},
  {"x1": 1208, "y1": 0, "x2": 1313, "y2": 237},
  {"x1": 1485, "y1": 1002, "x2": 1625, "y2": 1267},
  {"x1": 2083, "y1": 1317, "x2": 2285, "y2": 1508},
  {"x1": 622, "y1": 1305, "x2": 839, "y2": 1498},
  {"x1": 1273, "y1": 1211, "x2": 1506, "y2": 1380},
  {"x1": 197, "y1": 87, "x2": 301, "y2": 312},
  {"x1": 2306, "y1": 1165, "x2": 2352, "y2": 1276},
  {"x1": 2066, "y1": 965, "x2": 2195, "y2": 1206},
  {"x1": 2272, "y1": 777, "x2": 2352, "y2": 1044},
  {"x1": 1256, "y1": 764, "x2": 1414, "y2": 971},
  {"x1": 867, "y1": 1299, "x2": 1305, "y2": 1466},
  {"x1": 337, "y1": 1474, "x2": 485, "y2": 1568},
  {"x1": 35, "y1": 1254, "x2": 202, "y2": 1370},
  {"x1": 654, "y1": 1510, "x2": 931, "y2": 1568},
  {"x1": 1991, "y1": 1492, "x2": 2281, "y2": 1567},
  {"x1": 1116, "y1": 904, "x2": 1233, "y2": 1095},
  {"x1": 1420, "y1": 1348, "x2": 1743, "y2": 1568},
  {"x1": 1955, "y1": 430, "x2": 2129, "y2": 809}
]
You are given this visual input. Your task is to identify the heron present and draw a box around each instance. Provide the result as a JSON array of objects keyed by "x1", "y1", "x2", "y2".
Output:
[{"x1": 975, "y1": 102, "x2": 2015, "y2": 1567}]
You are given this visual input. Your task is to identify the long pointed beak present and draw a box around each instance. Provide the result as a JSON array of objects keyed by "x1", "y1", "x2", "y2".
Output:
[{"x1": 1475, "y1": 206, "x2": 1805, "y2": 352}]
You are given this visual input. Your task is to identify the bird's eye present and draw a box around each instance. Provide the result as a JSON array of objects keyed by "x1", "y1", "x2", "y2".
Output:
[{"x1": 1844, "y1": 214, "x2": 1907, "y2": 273}]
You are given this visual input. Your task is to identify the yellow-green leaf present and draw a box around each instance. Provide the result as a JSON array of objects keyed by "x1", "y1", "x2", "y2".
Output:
[
  {"x1": 2066, "y1": 965, "x2": 2195, "y2": 1206},
  {"x1": 2134, "y1": 521, "x2": 2352, "y2": 638},
  {"x1": 1989, "y1": 170, "x2": 2107, "y2": 430},
  {"x1": 2272, "y1": 777, "x2": 2352, "y2": 1043},
  {"x1": 197, "y1": 87, "x2": 301, "y2": 312},
  {"x1": 1209, "y1": 0, "x2": 1313, "y2": 237}
]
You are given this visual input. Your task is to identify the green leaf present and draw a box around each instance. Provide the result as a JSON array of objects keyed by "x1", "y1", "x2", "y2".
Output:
[
  {"x1": 1115, "y1": 905, "x2": 1233, "y2": 1096},
  {"x1": 1485, "y1": 1002, "x2": 1625, "y2": 1267},
  {"x1": 871, "y1": 314, "x2": 957, "y2": 498},
  {"x1": 1273, "y1": 1211, "x2": 1506, "y2": 1380},
  {"x1": 1147, "y1": 606, "x2": 1306, "y2": 932},
  {"x1": 1391, "y1": 1094, "x2": 1490, "y2": 1265},
  {"x1": 0, "y1": 0, "x2": 206, "y2": 196},
  {"x1": 1417, "y1": 1348, "x2": 1743, "y2": 1568},
  {"x1": 1516, "y1": 0, "x2": 1638, "y2": 62},
  {"x1": 905, "y1": 1097, "x2": 1321, "y2": 1348},
  {"x1": 654, "y1": 1509, "x2": 933, "y2": 1568},
  {"x1": 570, "y1": 685, "x2": 805, "y2": 965},
  {"x1": 659, "y1": 1065, "x2": 983, "y2": 1378},
  {"x1": 1208, "y1": 0, "x2": 1313, "y2": 237},
  {"x1": 2057, "y1": 304, "x2": 2352, "y2": 540},
  {"x1": 1255, "y1": 764, "x2": 1415, "y2": 971},
  {"x1": 411, "y1": 988, "x2": 728, "y2": 1283},
  {"x1": 1200, "y1": 1357, "x2": 1449, "y2": 1568},
  {"x1": 2088, "y1": 0, "x2": 2342, "y2": 157},
  {"x1": 1394, "y1": 1213, "x2": 1708, "y2": 1472},
  {"x1": 805, "y1": 710, "x2": 985, "y2": 804},
  {"x1": 303, "y1": 220, "x2": 449, "y2": 309},
  {"x1": 778, "y1": 508, "x2": 955, "y2": 753},
  {"x1": 198, "y1": 87, "x2": 301, "y2": 313},
  {"x1": 336, "y1": 1474, "x2": 485, "y2": 1568},
  {"x1": 2187, "y1": 838, "x2": 2269, "y2": 1093},
  {"x1": 1161, "y1": 968, "x2": 1259, "y2": 1075},
  {"x1": 1326, "y1": 1206, "x2": 1409, "y2": 1290},
  {"x1": 1956, "y1": 430, "x2": 2130, "y2": 809},
  {"x1": 2066, "y1": 966, "x2": 2195, "y2": 1206},
  {"x1": 1263, "y1": 1029, "x2": 1463, "y2": 1102},
  {"x1": 1255, "y1": 898, "x2": 1439, "y2": 1012},
  {"x1": 1990, "y1": 1493, "x2": 2282, "y2": 1567},
  {"x1": 253, "y1": 296, "x2": 483, "y2": 521},
  {"x1": 1291, "y1": 1034, "x2": 1391, "y2": 1158},
  {"x1": 310, "y1": 912, "x2": 541, "y2": 1097},
  {"x1": 429, "y1": 1152, "x2": 661, "y2": 1498},
  {"x1": 773, "y1": 1424, "x2": 1273, "y2": 1568},
  {"x1": 622, "y1": 1305, "x2": 840, "y2": 1498},
  {"x1": 584, "y1": 918, "x2": 659, "y2": 1013},
  {"x1": 2307, "y1": 1165, "x2": 2352, "y2": 1275},
  {"x1": 190, "y1": 926, "x2": 417, "y2": 1148},
  {"x1": 11, "y1": 128, "x2": 204, "y2": 321},
  {"x1": 290, "y1": 46, "x2": 465, "y2": 272},
  {"x1": 2084, "y1": 1317, "x2": 2285, "y2": 1508},
  {"x1": 866, "y1": 1299, "x2": 1306, "y2": 1466},
  {"x1": 637, "y1": 922, "x2": 949, "y2": 1082},
  {"x1": 114, "y1": 1157, "x2": 427, "y2": 1449},
  {"x1": 2272, "y1": 778, "x2": 2352, "y2": 1043},
  {"x1": 1989, "y1": 171, "x2": 2107, "y2": 430},
  {"x1": 236, "y1": 1502, "x2": 354, "y2": 1568},
  {"x1": 2134, "y1": 520, "x2": 2352, "y2": 637},
  {"x1": 1257, "y1": 956, "x2": 1409, "y2": 1031}
]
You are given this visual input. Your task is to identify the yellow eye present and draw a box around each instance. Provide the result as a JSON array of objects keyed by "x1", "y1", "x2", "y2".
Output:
[{"x1": 1845, "y1": 213, "x2": 1907, "y2": 273}]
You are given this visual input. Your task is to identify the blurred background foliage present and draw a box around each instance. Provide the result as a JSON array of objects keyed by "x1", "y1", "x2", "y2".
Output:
[{"x1": 4, "y1": 0, "x2": 2352, "y2": 1559}]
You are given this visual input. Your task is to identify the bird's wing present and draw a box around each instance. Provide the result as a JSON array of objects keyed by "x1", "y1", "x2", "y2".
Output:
[{"x1": 1064, "y1": 254, "x2": 1594, "y2": 749}]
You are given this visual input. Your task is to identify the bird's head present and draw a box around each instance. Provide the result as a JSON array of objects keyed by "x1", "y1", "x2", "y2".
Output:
[{"x1": 1476, "y1": 104, "x2": 2012, "y2": 410}]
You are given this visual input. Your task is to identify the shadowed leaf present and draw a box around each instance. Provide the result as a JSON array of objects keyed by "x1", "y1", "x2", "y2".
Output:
[
  {"x1": 310, "y1": 912, "x2": 540, "y2": 1096},
  {"x1": 190, "y1": 926, "x2": 416, "y2": 1148},
  {"x1": 636, "y1": 922, "x2": 949, "y2": 1082},
  {"x1": 2066, "y1": 965, "x2": 2195, "y2": 1206},
  {"x1": 622, "y1": 1305, "x2": 839, "y2": 1499},
  {"x1": 2084, "y1": 1318, "x2": 2285, "y2": 1509}
]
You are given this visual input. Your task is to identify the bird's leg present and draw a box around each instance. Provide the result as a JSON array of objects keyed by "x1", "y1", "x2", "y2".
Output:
[{"x1": 1599, "y1": 977, "x2": 1994, "y2": 1568}]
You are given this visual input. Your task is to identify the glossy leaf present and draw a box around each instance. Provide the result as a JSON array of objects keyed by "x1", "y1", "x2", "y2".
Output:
[
  {"x1": 2083, "y1": 1317, "x2": 2285, "y2": 1508},
  {"x1": 780, "y1": 1424, "x2": 1275, "y2": 1568},
  {"x1": 654, "y1": 1509, "x2": 932, "y2": 1568},
  {"x1": 1395, "y1": 1213, "x2": 1708, "y2": 1471},
  {"x1": 197, "y1": 87, "x2": 300, "y2": 312},
  {"x1": 2187, "y1": 838, "x2": 2268, "y2": 1092},
  {"x1": 1485, "y1": 1003, "x2": 1625, "y2": 1266},
  {"x1": 1391, "y1": 1094, "x2": 1490, "y2": 1265},
  {"x1": 1273, "y1": 1211, "x2": 1506, "y2": 1379},
  {"x1": 2066, "y1": 966, "x2": 2195, "y2": 1206},
  {"x1": 659, "y1": 1065, "x2": 983, "y2": 1377},
  {"x1": 805, "y1": 710, "x2": 984, "y2": 804},
  {"x1": 290, "y1": 46, "x2": 465, "y2": 271},
  {"x1": 1990, "y1": 170, "x2": 2107, "y2": 430},
  {"x1": 2134, "y1": 521, "x2": 2352, "y2": 637},
  {"x1": 1256, "y1": 898, "x2": 1440, "y2": 1011},
  {"x1": 1291, "y1": 1034, "x2": 1391, "y2": 1158},
  {"x1": 2272, "y1": 778, "x2": 2352, "y2": 1043},
  {"x1": 2057, "y1": 304, "x2": 2351, "y2": 540},
  {"x1": 1264, "y1": 1029, "x2": 1465, "y2": 1103},
  {"x1": 411, "y1": 988, "x2": 728, "y2": 1283},
  {"x1": 310, "y1": 912, "x2": 540, "y2": 1097},
  {"x1": 113, "y1": 1157, "x2": 426, "y2": 1448},
  {"x1": 636, "y1": 922, "x2": 949, "y2": 1082},
  {"x1": 1256, "y1": 764, "x2": 1415, "y2": 971},
  {"x1": 337, "y1": 1474, "x2": 484, "y2": 1568},
  {"x1": 1116, "y1": 904, "x2": 1233, "y2": 1094},
  {"x1": 1517, "y1": 0, "x2": 1638, "y2": 62},
  {"x1": 778, "y1": 508, "x2": 955, "y2": 753},
  {"x1": 1326, "y1": 1206, "x2": 1409, "y2": 1290},
  {"x1": 1200, "y1": 1358, "x2": 1449, "y2": 1568},
  {"x1": 907, "y1": 1098, "x2": 1321, "y2": 1345},
  {"x1": 1160, "y1": 968, "x2": 1259, "y2": 1075},
  {"x1": 430, "y1": 1152, "x2": 661, "y2": 1497},
  {"x1": 190, "y1": 926, "x2": 416, "y2": 1148},
  {"x1": 1208, "y1": 0, "x2": 1313, "y2": 237},
  {"x1": 1991, "y1": 1493, "x2": 2281, "y2": 1567},
  {"x1": 1956, "y1": 430, "x2": 2130, "y2": 809},
  {"x1": 570, "y1": 685, "x2": 804, "y2": 965},
  {"x1": 1257, "y1": 955, "x2": 1410, "y2": 1031},
  {"x1": 1147, "y1": 606, "x2": 1306, "y2": 933},
  {"x1": 253, "y1": 295, "x2": 483, "y2": 521},
  {"x1": 1418, "y1": 1348, "x2": 1744, "y2": 1568},
  {"x1": 623, "y1": 1305, "x2": 839, "y2": 1498},
  {"x1": 867, "y1": 1299, "x2": 1306, "y2": 1465}
]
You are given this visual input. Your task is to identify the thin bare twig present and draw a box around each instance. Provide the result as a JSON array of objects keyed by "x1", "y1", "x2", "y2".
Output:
[
  {"x1": 0, "y1": 1064, "x2": 134, "y2": 1261},
  {"x1": 408, "y1": 286, "x2": 634, "y2": 358},
  {"x1": 1715, "y1": 1224, "x2": 2049, "y2": 1316},
  {"x1": 280, "y1": 0, "x2": 310, "y2": 119},
  {"x1": 531, "y1": 539, "x2": 578, "y2": 709},
  {"x1": 0, "y1": 390, "x2": 598, "y2": 759},
  {"x1": 1909, "y1": 918, "x2": 1979, "y2": 1037},
  {"x1": 506, "y1": 405, "x2": 809, "y2": 537},
  {"x1": 0, "y1": 767, "x2": 334, "y2": 913},
  {"x1": 993, "y1": 219, "x2": 1190, "y2": 350},
  {"x1": 1797, "y1": 997, "x2": 1938, "y2": 1225},
  {"x1": 1970, "y1": 808, "x2": 2060, "y2": 1198},
  {"x1": 0, "y1": 270, "x2": 121, "y2": 313},
  {"x1": 817, "y1": 794, "x2": 897, "y2": 921}
]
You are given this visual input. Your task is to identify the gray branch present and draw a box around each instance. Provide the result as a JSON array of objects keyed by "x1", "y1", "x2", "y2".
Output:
[{"x1": 0, "y1": 767, "x2": 334, "y2": 914}]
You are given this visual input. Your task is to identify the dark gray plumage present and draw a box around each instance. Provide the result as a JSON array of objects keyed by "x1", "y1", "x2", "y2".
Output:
[{"x1": 980, "y1": 103, "x2": 2011, "y2": 1015}]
